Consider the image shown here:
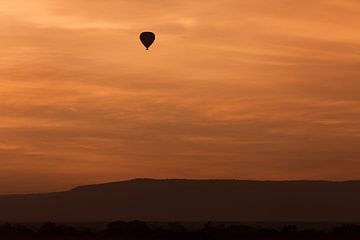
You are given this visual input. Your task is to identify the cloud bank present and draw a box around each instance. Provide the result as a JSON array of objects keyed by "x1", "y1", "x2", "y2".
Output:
[{"x1": 0, "y1": 0, "x2": 360, "y2": 193}]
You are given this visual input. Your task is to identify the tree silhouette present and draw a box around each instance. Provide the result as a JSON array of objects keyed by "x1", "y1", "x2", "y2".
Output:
[{"x1": 1, "y1": 221, "x2": 360, "y2": 239}]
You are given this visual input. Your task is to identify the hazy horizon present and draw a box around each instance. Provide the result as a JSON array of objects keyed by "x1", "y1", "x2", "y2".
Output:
[
  {"x1": 1, "y1": 0, "x2": 360, "y2": 194},
  {"x1": 2, "y1": 178, "x2": 360, "y2": 196}
]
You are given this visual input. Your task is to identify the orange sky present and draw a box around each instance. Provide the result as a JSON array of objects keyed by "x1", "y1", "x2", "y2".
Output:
[{"x1": 1, "y1": 0, "x2": 360, "y2": 194}]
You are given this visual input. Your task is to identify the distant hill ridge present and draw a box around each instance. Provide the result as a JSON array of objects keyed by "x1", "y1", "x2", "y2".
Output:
[{"x1": 1, "y1": 178, "x2": 360, "y2": 222}]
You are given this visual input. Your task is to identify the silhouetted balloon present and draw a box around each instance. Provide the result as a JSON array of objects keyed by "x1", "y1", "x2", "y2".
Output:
[{"x1": 140, "y1": 32, "x2": 155, "y2": 50}]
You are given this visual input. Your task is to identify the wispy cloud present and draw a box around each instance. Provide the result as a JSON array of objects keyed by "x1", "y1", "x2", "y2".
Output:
[{"x1": 0, "y1": 0, "x2": 360, "y2": 193}]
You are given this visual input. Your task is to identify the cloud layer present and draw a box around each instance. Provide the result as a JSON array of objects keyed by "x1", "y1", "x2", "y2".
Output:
[{"x1": 1, "y1": 0, "x2": 360, "y2": 193}]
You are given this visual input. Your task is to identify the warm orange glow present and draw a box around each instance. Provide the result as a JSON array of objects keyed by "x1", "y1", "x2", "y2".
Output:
[{"x1": 1, "y1": 0, "x2": 360, "y2": 194}]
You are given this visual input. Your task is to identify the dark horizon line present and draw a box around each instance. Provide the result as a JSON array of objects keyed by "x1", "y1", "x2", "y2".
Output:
[{"x1": 2, "y1": 178, "x2": 360, "y2": 197}]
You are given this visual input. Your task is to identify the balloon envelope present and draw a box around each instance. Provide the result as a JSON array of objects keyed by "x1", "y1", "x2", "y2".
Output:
[{"x1": 140, "y1": 32, "x2": 155, "y2": 50}]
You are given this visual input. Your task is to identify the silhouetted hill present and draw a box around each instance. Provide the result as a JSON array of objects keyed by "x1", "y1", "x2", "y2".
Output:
[{"x1": 1, "y1": 179, "x2": 360, "y2": 222}]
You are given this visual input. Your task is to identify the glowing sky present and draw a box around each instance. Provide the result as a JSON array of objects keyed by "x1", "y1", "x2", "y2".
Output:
[{"x1": 1, "y1": 0, "x2": 360, "y2": 194}]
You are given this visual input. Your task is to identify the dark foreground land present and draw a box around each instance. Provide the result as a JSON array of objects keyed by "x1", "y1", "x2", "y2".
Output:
[
  {"x1": 2, "y1": 221, "x2": 360, "y2": 240},
  {"x1": 1, "y1": 179, "x2": 360, "y2": 222}
]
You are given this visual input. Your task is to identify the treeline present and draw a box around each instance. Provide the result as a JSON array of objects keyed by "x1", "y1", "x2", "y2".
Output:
[{"x1": 1, "y1": 220, "x2": 360, "y2": 239}]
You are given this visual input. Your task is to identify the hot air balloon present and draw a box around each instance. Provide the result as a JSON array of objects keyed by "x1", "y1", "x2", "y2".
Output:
[{"x1": 140, "y1": 32, "x2": 155, "y2": 50}]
